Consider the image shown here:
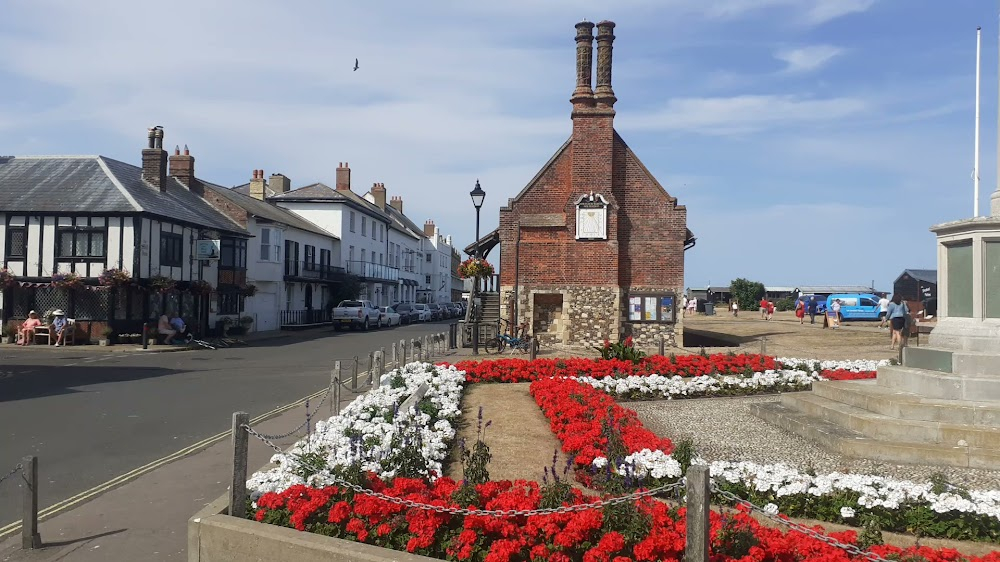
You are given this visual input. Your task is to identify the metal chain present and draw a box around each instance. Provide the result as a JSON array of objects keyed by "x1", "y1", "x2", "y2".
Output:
[
  {"x1": 247, "y1": 387, "x2": 333, "y2": 440},
  {"x1": 0, "y1": 463, "x2": 24, "y2": 487},
  {"x1": 711, "y1": 485, "x2": 889, "y2": 562},
  {"x1": 244, "y1": 424, "x2": 684, "y2": 517}
]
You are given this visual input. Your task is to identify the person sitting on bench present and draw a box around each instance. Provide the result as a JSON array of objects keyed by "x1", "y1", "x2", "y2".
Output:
[
  {"x1": 51, "y1": 310, "x2": 69, "y2": 347},
  {"x1": 157, "y1": 314, "x2": 177, "y2": 345},
  {"x1": 19, "y1": 310, "x2": 42, "y2": 345},
  {"x1": 169, "y1": 315, "x2": 193, "y2": 343}
]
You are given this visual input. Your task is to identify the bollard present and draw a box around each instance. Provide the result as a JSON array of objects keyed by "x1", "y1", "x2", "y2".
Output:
[
  {"x1": 658, "y1": 334, "x2": 665, "y2": 356},
  {"x1": 21, "y1": 456, "x2": 40, "y2": 549},
  {"x1": 759, "y1": 336, "x2": 767, "y2": 356},
  {"x1": 229, "y1": 412, "x2": 250, "y2": 519},
  {"x1": 304, "y1": 398, "x2": 311, "y2": 452},
  {"x1": 529, "y1": 336, "x2": 537, "y2": 360},
  {"x1": 449, "y1": 323, "x2": 457, "y2": 349},
  {"x1": 330, "y1": 361, "x2": 341, "y2": 417},
  {"x1": 472, "y1": 322, "x2": 480, "y2": 355},
  {"x1": 368, "y1": 351, "x2": 375, "y2": 385},
  {"x1": 400, "y1": 339, "x2": 407, "y2": 365},
  {"x1": 352, "y1": 356, "x2": 359, "y2": 391},
  {"x1": 685, "y1": 465, "x2": 711, "y2": 562},
  {"x1": 391, "y1": 342, "x2": 398, "y2": 367},
  {"x1": 142, "y1": 323, "x2": 148, "y2": 350},
  {"x1": 379, "y1": 346, "x2": 386, "y2": 377}
]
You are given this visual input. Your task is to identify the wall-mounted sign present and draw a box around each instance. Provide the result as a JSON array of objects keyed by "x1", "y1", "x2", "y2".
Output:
[
  {"x1": 195, "y1": 239, "x2": 221, "y2": 260},
  {"x1": 575, "y1": 191, "x2": 608, "y2": 240}
]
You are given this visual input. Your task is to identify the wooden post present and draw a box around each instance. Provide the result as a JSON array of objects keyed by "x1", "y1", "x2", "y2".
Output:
[
  {"x1": 21, "y1": 456, "x2": 40, "y2": 549},
  {"x1": 391, "y1": 342, "x2": 398, "y2": 367},
  {"x1": 331, "y1": 361, "x2": 341, "y2": 417},
  {"x1": 424, "y1": 336, "x2": 431, "y2": 360},
  {"x1": 229, "y1": 412, "x2": 250, "y2": 519},
  {"x1": 528, "y1": 336, "x2": 538, "y2": 360},
  {"x1": 685, "y1": 465, "x2": 711, "y2": 562},
  {"x1": 399, "y1": 339, "x2": 406, "y2": 365},
  {"x1": 367, "y1": 351, "x2": 375, "y2": 385},
  {"x1": 658, "y1": 334, "x2": 665, "y2": 356},
  {"x1": 759, "y1": 336, "x2": 767, "y2": 356},
  {"x1": 352, "y1": 356, "x2": 359, "y2": 391},
  {"x1": 379, "y1": 346, "x2": 386, "y2": 376}
]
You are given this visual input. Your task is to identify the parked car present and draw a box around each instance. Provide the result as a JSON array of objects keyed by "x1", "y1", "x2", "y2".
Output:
[
  {"x1": 443, "y1": 303, "x2": 460, "y2": 318},
  {"x1": 392, "y1": 303, "x2": 419, "y2": 324},
  {"x1": 413, "y1": 303, "x2": 432, "y2": 322},
  {"x1": 332, "y1": 300, "x2": 381, "y2": 330},
  {"x1": 379, "y1": 306, "x2": 401, "y2": 327}
]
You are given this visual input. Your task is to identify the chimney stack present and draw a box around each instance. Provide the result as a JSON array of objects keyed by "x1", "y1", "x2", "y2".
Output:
[
  {"x1": 269, "y1": 173, "x2": 291, "y2": 194},
  {"x1": 389, "y1": 195, "x2": 403, "y2": 214},
  {"x1": 423, "y1": 219, "x2": 435, "y2": 238},
  {"x1": 168, "y1": 144, "x2": 202, "y2": 196},
  {"x1": 571, "y1": 21, "x2": 596, "y2": 110},
  {"x1": 141, "y1": 126, "x2": 168, "y2": 192},
  {"x1": 372, "y1": 182, "x2": 386, "y2": 210},
  {"x1": 249, "y1": 169, "x2": 267, "y2": 201},
  {"x1": 594, "y1": 21, "x2": 617, "y2": 109},
  {"x1": 336, "y1": 162, "x2": 351, "y2": 191}
]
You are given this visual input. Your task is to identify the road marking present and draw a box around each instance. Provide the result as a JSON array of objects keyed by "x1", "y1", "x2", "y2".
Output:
[{"x1": 0, "y1": 385, "x2": 331, "y2": 540}]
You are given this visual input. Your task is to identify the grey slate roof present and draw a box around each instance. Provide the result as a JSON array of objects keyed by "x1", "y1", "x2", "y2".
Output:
[
  {"x1": 207, "y1": 183, "x2": 337, "y2": 239},
  {"x1": 0, "y1": 155, "x2": 246, "y2": 235},
  {"x1": 900, "y1": 269, "x2": 937, "y2": 284},
  {"x1": 239, "y1": 181, "x2": 390, "y2": 219}
]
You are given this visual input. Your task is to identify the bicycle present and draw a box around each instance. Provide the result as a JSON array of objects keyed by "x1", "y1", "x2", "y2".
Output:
[{"x1": 484, "y1": 320, "x2": 531, "y2": 354}]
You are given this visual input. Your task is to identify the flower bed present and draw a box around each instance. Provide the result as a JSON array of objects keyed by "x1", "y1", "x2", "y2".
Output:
[
  {"x1": 247, "y1": 362, "x2": 465, "y2": 496},
  {"x1": 530, "y1": 376, "x2": 1000, "y2": 543},
  {"x1": 250, "y1": 476, "x2": 1000, "y2": 562}
]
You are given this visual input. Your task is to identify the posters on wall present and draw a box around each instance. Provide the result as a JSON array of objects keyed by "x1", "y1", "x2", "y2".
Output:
[
  {"x1": 659, "y1": 296, "x2": 673, "y2": 321},
  {"x1": 629, "y1": 296, "x2": 641, "y2": 321},
  {"x1": 644, "y1": 297, "x2": 656, "y2": 320}
]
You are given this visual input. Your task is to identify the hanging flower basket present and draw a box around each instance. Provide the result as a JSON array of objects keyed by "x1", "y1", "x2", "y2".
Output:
[
  {"x1": 98, "y1": 268, "x2": 132, "y2": 288},
  {"x1": 189, "y1": 279, "x2": 213, "y2": 296},
  {"x1": 457, "y1": 257, "x2": 495, "y2": 279},
  {"x1": 148, "y1": 274, "x2": 177, "y2": 294},
  {"x1": 239, "y1": 283, "x2": 258, "y2": 297},
  {"x1": 0, "y1": 268, "x2": 16, "y2": 289},
  {"x1": 51, "y1": 272, "x2": 84, "y2": 291}
]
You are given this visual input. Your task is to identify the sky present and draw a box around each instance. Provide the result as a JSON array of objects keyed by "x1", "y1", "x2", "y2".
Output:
[{"x1": 0, "y1": 1, "x2": 996, "y2": 292}]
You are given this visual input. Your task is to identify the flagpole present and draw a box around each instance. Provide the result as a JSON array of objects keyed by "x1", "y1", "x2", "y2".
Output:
[{"x1": 975, "y1": 26, "x2": 982, "y2": 217}]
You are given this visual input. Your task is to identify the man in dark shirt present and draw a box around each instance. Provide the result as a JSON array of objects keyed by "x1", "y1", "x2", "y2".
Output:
[{"x1": 807, "y1": 296, "x2": 818, "y2": 324}]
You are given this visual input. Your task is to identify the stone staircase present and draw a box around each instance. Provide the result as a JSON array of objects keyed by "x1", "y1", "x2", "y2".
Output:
[{"x1": 751, "y1": 346, "x2": 1000, "y2": 469}]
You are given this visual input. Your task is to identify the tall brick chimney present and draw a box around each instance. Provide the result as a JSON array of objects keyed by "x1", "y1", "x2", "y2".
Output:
[
  {"x1": 423, "y1": 220, "x2": 435, "y2": 238},
  {"x1": 168, "y1": 144, "x2": 202, "y2": 196},
  {"x1": 142, "y1": 126, "x2": 167, "y2": 192},
  {"x1": 389, "y1": 195, "x2": 403, "y2": 214},
  {"x1": 269, "y1": 173, "x2": 291, "y2": 194},
  {"x1": 372, "y1": 182, "x2": 386, "y2": 210},
  {"x1": 249, "y1": 169, "x2": 267, "y2": 201},
  {"x1": 594, "y1": 21, "x2": 617, "y2": 109},
  {"x1": 336, "y1": 162, "x2": 351, "y2": 191},
  {"x1": 571, "y1": 21, "x2": 595, "y2": 111},
  {"x1": 570, "y1": 21, "x2": 615, "y2": 201}
]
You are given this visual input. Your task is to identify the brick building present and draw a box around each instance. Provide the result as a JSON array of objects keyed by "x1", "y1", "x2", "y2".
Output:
[{"x1": 495, "y1": 20, "x2": 694, "y2": 348}]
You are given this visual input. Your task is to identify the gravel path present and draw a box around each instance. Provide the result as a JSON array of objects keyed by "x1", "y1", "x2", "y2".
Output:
[{"x1": 630, "y1": 395, "x2": 1000, "y2": 490}]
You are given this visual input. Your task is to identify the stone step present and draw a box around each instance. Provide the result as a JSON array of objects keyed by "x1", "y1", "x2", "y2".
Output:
[
  {"x1": 811, "y1": 380, "x2": 1000, "y2": 426},
  {"x1": 780, "y1": 392, "x2": 1000, "y2": 449},
  {"x1": 903, "y1": 346, "x2": 1000, "y2": 376},
  {"x1": 877, "y1": 365, "x2": 1000, "y2": 401},
  {"x1": 751, "y1": 401, "x2": 1000, "y2": 469}
]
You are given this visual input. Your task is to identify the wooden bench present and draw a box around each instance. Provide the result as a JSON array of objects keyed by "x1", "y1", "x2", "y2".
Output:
[{"x1": 32, "y1": 320, "x2": 77, "y2": 346}]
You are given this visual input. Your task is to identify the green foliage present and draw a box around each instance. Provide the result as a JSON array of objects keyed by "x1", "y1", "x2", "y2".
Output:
[
  {"x1": 671, "y1": 438, "x2": 696, "y2": 474},
  {"x1": 774, "y1": 297, "x2": 796, "y2": 312},
  {"x1": 857, "y1": 515, "x2": 885, "y2": 550},
  {"x1": 331, "y1": 274, "x2": 362, "y2": 303},
  {"x1": 460, "y1": 410, "x2": 492, "y2": 486},
  {"x1": 730, "y1": 278, "x2": 766, "y2": 311},
  {"x1": 602, "y1": 499, "x2": 652, "y2": 545},
  {"x1": 593, "y1": 337, "x2": 646, "y2": 363},
  {"x1": 713, "y1": 513, "x2": 759, "y2": 558},
  {"x1": 291, "y1": 447, "x2": 329, "y2": 479}
]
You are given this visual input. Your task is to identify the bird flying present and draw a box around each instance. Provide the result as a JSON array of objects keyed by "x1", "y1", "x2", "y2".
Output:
[{"x1": 353, "y1": 58, "x2": 359, "y2": 71}]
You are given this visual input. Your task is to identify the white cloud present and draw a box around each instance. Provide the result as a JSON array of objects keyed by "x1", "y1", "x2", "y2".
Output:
[
  {"x1": 696, "y1": 0, "x2": 875, "y2": 25},
  {"x1": 802, "y1": 0, "x2": 877, "y2": 26},
  {"x1": 619, "y1": 94, "x2": 869, "y2": 135},
  {"x1": 774, "y1": 45, "x2": 844, "y2": 73}
]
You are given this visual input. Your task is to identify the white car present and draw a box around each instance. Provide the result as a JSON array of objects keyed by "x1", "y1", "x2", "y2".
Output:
[
  {"x1": 413, "y1": 303, "x2": 432, "y2": 322},
  {"x1": 379, "y1": 306, "x2": 401, "y2": 327}
]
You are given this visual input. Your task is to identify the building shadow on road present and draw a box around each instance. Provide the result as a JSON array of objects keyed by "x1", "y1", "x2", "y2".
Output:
[{"x1": 0, "y1": 365, "x2": 182, "y2": 402}]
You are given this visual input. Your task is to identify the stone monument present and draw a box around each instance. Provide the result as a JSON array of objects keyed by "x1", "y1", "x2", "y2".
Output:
[{"x1": 752, "y1": 189, "x2": 1000, "y2": 469}]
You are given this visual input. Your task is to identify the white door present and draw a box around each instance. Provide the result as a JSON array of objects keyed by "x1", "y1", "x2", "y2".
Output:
[{"x1": 257, "y1": 291, "x2": 279, "y2": 331}]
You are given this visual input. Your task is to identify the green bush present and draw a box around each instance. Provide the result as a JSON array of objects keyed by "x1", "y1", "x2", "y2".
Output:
[{"x1": 729, "y1": 278, "x2": 765, "y2": 311}]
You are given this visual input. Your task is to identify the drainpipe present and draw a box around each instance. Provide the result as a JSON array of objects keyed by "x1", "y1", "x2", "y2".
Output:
[{"x1": 512, "y1": 222, "x2": 521, "y2": 327}]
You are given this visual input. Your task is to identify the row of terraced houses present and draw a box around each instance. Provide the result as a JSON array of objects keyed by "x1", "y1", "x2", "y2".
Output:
[{"x1": 0, "y1": 128, "x2": 464, "y2": 340}]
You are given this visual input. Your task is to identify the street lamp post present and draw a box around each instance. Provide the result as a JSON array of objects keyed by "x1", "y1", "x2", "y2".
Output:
[{"x1": 470, "y1": 180, "x2": 486, "y2": 355}]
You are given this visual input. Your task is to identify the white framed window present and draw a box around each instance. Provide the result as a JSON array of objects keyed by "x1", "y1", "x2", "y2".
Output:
[
  {"x1": 260, "y1": 227, "x2": 282, "y2": 262},
  {"x1": 362, "y1": 216, "x2": 367, "y2": 237}
]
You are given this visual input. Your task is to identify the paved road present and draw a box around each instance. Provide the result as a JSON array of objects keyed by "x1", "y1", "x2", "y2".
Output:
[{"x1": 0, "y1": 322, "x2": 452, "y2": 526}]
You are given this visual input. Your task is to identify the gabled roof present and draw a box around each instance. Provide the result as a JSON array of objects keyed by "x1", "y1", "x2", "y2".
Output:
[
  {"x1": 897, "y1": 269, "x2": 937, "y2": 284},
  {"x1": 238, "y1": 181, "x2": 389, "y2": 220},
  {"x1": 0, "y1": 155, "x2": 246, "y2": 234},
  {"x1": 386, "y1": 205, "x2": 424, "y2": 240},
  {"x1": 207, "y1": 183, "x2": 337, "y2": 239}
]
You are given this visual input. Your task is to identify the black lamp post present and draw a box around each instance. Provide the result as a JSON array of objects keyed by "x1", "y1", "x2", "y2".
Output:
[{"x1": 470, "y1": 180, "x2": 486, "y2": 354}]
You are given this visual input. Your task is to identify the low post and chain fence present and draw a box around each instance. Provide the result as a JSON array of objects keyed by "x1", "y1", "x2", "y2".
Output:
[{"x1": 0, "y1": 456, "x2": 42, "y2": 550}]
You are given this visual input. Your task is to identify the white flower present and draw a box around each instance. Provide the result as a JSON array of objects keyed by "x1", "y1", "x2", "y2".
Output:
[
  {"x1": 840, "y1": 506, "x2": 856, "y2": 518},
  {"x1": 763, "y1": 503, "x2": 779, "y2": 515},
  {"x1": 592, "y1": 457, "x2": 608, "y2": 469}
]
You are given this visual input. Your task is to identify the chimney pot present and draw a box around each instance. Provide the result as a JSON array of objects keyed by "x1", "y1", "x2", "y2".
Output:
[
  {"x1": 183, "y1": 144, "x2": 189, "y2": 156},
  {"x1": 336, "y1": 162, "x2": 351, "y2": 191},
  {"x1": 174, "y1": 145, "x2": 180, "y2": 155},
  {"x1": 594, "y1": 20, "x2": 617, "y2": 108},
  {"x1": 142, "y1": 127, "x2": 168, "y2": 192},
  {"x1": 572, "y1": 21, "x2": 596, "y2": 107},
  {"x1": 168, "y1": 143, "x2": 201, "y2": 196},
  {"x1": 250, "y1": 169, "x2": 267, "y2": 201},
  {"x1": 389, "y1": 195, "x2": 403, "y2": 213}
]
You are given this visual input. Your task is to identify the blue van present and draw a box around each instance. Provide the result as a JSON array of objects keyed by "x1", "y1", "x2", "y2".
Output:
[
  {"x1": 826, "y1": 294, "x2": 881, "y2": 321},
  {"x1": 795, "y1": 295, "x2": 827, "y2": 314}
]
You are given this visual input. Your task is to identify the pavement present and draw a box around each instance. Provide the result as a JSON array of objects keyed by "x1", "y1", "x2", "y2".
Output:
[{"x1": 0, "y1": 321, "x2": 458, "y2": 561}]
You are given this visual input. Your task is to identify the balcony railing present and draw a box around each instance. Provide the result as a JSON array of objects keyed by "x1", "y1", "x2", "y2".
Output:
[
  {"x1": 283, "y1": 260, "x2": 346, "y2": 281},
  {"x1": 345, "y1": 261, "x2": 399, "y2": 282},
  {"x1": 280, "y1": 309, "x2": 330, "y2": 327}
]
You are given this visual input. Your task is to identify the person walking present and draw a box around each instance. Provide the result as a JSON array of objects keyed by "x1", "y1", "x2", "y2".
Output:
[
  {"x1": 759, "y1": 297, "x2": 768, "y2": 319},
  {"x1": 731, "y1": 299, "x2": 739, "y2": 317},
  {"x1": 886, "y1": 294, "x2": 910, "y2": 350},
  {"x1": 877, "y1": 294, "x2": 890, "y2": 329},
  {"x1": 795, "y1": 299, "x2": 805, "y2": 324},
  {"x1": 830, "y1": 299, "x2": 842, "y2": 329},
  {"x1": 766, "y1": 301, "x2": 775, "y2": 321},
  {"x1": 682, "y1": 294, "x2": 688, "y2": 318},
  {"x1": 807, "y1": 296, "x2": 818, "y2": 324}
]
